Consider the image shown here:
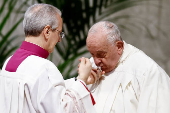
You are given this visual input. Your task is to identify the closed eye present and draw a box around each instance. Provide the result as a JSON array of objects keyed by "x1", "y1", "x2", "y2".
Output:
[{"x1": 96, "y1": 51, "x2": 107, "y2": 58}]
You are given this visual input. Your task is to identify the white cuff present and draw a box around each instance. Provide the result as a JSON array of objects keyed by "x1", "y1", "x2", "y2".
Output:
[{"x1": 77, "y1": 79, "x2": 86, "y2": 86}]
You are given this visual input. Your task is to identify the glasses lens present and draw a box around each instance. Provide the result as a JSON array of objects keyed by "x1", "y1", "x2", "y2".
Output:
[{"x1": 60, "y1": 32, "x2": 65, "y2": 38}]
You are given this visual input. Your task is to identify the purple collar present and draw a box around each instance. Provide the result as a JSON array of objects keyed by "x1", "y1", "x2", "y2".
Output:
[
  {"x1": 20, "y1": 41, "x2": 49, "y2": 59},
  {"x1": 5, "y1": 41, "x2": 49, "y2": 72}
]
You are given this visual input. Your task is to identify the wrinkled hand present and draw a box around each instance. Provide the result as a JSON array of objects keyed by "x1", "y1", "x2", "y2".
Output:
[
  {"x1": 77, "y1": 57, "x2": 92, "y2": 84},
  {"x1": 77, "y1": 59, "x2": 105, "y2": 85},
  {"x1": 86, "y1": 68, "x2": 105, "y2": 85}
]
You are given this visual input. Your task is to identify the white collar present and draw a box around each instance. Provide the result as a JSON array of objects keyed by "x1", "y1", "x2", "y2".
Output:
[{"x1": 115, "y1": 41, "x2": 140, "y2": 68}]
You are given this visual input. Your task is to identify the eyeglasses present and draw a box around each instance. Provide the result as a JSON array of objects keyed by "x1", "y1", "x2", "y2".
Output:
[{"x1": 56, "y1": 29, "x2": 65, "y2": 38}]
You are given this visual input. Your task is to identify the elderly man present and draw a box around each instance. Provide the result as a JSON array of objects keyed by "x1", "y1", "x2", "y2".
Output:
[
  {"x1": 86, "y1": 21, "x2": 170, "y2": 113},
  {"x1": 0, "y1": 4, "x2": 97, "y2": 113}
]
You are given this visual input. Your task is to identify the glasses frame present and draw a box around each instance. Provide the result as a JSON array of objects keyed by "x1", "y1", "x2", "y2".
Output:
[{"x1": 56, "y1": 29, "x2": 65, "y2": 38}]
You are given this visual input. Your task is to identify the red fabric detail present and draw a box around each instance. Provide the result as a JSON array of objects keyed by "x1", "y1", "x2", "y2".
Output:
[{"x1": 79, "y1": 81, "x2": 96, "y2": 105}]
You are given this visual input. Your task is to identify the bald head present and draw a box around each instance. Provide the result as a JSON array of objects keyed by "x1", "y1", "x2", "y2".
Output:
[{"x1": 87, "y1": 21, "x2": 122, "y2": 45}]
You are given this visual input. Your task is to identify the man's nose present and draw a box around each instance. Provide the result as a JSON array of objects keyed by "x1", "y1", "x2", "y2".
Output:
[
  {"x1": 94, "y1": 57, "x2": 101, "y2": 66},
  {"x1": 58, "y1": 36, "x2": 61, "y2": 42}
]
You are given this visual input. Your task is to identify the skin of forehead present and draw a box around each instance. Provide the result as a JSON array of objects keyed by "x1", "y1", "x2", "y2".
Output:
[
  {"x1": 56, "y1": 13, "x2": 63, "y2": 30},
  {"x1": 87, "y1": 29, "x2": 111, "y2": 52}
]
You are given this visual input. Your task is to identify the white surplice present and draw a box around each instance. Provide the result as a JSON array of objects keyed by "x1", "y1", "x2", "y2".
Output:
[
  {"x1": 0, "y1": 55, "x2": 96, "y2": 113},
  {"x1": 89, "y1": 41, "x2": 170, "y2": 113}
]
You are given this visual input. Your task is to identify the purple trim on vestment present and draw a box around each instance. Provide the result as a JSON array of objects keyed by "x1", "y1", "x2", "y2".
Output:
[{"x1": 5, "y1": 41, "x2": 49, "y2": 72}]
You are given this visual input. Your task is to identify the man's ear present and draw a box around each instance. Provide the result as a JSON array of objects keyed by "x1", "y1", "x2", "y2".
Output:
[
  {"x1": 43, "y1": 25, "x2": 51, "y2": 41},
  {"x1": 116, "y1": 41, "x2": 124, "y2": 55}
]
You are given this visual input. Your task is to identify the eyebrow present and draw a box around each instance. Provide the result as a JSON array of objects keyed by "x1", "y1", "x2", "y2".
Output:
[
  {"x1": 96, "y1": 51, "x2": 107, "y2": 57},
  {"x1": 96, "y1": 51, "x2": 107, "y2": 53}
]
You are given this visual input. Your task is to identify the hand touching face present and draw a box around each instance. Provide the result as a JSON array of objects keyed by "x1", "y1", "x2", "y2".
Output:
[
  {"x1": 77, "y1": 57, "x2": 92, "y2": 84},
  {"x1": 78, "y1": 57, "x2": 105, "y2": 85}
]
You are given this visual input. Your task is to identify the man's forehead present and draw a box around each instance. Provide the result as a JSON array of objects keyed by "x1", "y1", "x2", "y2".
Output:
[
  {"x1": 56, "y1": 13, "x2": 63, "y2": 29},
  {"x1": 87, "y1": 35, "x2": 108, "y2": 47},
  {"x1": 87, "y1": 41, "x2": 108, "y2": 52}
]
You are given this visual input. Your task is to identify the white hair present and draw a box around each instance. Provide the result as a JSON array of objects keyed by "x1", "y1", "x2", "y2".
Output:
[
  {"x1": 23, "y1": 3, "x2": 61, "y2": 37},
  {"x1": 88, "y1": 21, "x2": 122, "y2": 45}
]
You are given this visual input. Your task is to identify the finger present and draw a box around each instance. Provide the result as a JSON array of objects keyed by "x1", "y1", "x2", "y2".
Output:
[
  {"x1": 97, "y1": 70, "x2": 101, "y2": 79},
  {"x1": 79, "y1": 57, "x2": 82, "y2": 62},
  {"x1": 98, "y1": 71, "x2": 105, "y2": 80},
  {"x1": 102, "y1": 71, "x2": 105, "y2": 75},
  {"x1": 96, "y1": 69, "x2": 104, "y2": 80},
  {"x1": 85, "y1": 58, "x2": 90, "y2": 64},
  {"x1": 80, "y1": 57, "x2": 85, "y2": 65},
  {"x1": 92, "y1": 68, "x2": 97, "y2": 72},
  {"x1": 77, "y1": 69, "x2": 79, "y2": 74},
  {"x1": 97, "y1": 67, "x2": 101, "y2": 71},
  {"x1": 85, "y1": 58, "x2": 92, "y2": 67},
  {"x1": 78, "y1": 63, "x2": 80, "y2": 68},
  {"x1": 91, "y1": 70, "x2": 97, "y2": 82},
  {"x1": 79, "y1": 57, "x2": 85, "y2": 62}
]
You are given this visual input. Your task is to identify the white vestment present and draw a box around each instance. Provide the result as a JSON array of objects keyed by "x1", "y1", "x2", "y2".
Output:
[
  {"x1": 88, "y1": 41, "x2": 170, "y2": 113},
  {"x1": 0, "y1": 55, "x2": 96, "y2": 113}
]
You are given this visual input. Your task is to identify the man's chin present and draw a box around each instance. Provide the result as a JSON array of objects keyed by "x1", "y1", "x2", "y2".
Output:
[{"x1": 101, "y1": 67, "x2": 108, "y2": 72}]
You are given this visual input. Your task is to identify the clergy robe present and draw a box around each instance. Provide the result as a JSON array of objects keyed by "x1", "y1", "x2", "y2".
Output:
[
  {"x1": 65, "y1": 41, "x2": 170, "y2": 113},
  {"x1": 0, "y1": 41, "x2": 96, "y2": 113},
  {"x1": 88, "y1": 41, "x2": 170, "y2": 113}
]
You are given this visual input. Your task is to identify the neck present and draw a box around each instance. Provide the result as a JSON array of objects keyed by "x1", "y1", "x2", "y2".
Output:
[{"x1": 25, "y1": 36, "x2": 44, "y2": 49}]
